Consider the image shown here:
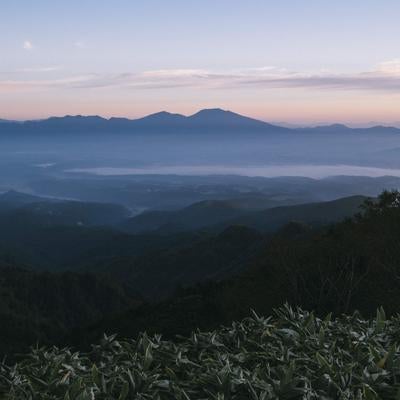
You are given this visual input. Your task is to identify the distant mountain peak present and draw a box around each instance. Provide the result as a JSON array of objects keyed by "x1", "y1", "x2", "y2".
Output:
[
  {"x1": 52, "y1": 115, "x2": 105, "y2": 120},
  {"x1": 187, "y1": 108, "x2": 281, "y2": 129},
  {"x1": 313, "y1": 123, "x2": 350, "y2": 130},
  {"x1": 31, "y1": 115, "x2": 107, "y2": 126},
  {"x1": 0, "y1": 109, "x2": 359, "y2": 133},
  {"x1": 189, "y1": 108, "x2": 247, "y2": 119},
  {"x1": 134, "y1": 111, "x2": 186, "y2": 125},
  {"x1": 144, "y1": 110, "x2": 185, "y2": 118},
  {"x1": 190, "y1": 108, "x2": 228, "y2": 116}
]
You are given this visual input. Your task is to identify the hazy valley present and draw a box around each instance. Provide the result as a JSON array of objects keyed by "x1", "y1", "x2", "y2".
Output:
[{"x1": 3, "y1": 2, "x2": 400, "y2": 394}]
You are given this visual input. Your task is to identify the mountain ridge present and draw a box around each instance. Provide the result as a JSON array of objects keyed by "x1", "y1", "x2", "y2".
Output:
[
  {"x1": 120, "y1": 195, "x2": 366, "y2": 234},
  {"x1": 0, "y1": 108, "x2": 399, "y2": 134}
]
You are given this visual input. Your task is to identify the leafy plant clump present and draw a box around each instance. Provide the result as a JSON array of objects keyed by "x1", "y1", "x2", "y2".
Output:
[{"x1": 1, "y1": 305, "x2": 400, "y2": 399}]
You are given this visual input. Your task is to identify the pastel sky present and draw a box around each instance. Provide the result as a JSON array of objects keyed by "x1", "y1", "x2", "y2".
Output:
[{"x1": 1, "y1": 0, "x2": 400, "y2": 125}]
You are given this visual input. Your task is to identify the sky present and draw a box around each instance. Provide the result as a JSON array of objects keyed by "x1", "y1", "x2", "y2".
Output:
[{"x1": 1, "y1": 0, "x2": 400, "y2": 125}]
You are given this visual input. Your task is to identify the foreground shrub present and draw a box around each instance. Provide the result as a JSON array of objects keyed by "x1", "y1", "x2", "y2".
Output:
[{"x1": 1, "y1": 305, "x2": 400, "y2": 399}]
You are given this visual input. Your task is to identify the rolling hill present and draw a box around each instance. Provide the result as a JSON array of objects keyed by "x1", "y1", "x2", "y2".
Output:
[
  {"x1": 120, "y1": 199, "x2": 247, "y2": 233},
  {"x1": 0, "y1": 190, "x2": 130, "y2": 226},
  {"x1": 74, "y1": 191, "x2": 400, "y2": 349},
  {"x1": 121, "y1": 195, "x2": 366, "y2": 234},
  {"x1": 223, "y1": 194, "x2": 366, "y2": 232}
]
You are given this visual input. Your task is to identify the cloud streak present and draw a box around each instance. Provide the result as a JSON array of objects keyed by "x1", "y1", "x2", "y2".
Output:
[
  {"x1": 17, "y1": 66, "x2": 62, "y2": 73},
  {"x1": 1, "y1": 61, "x2": 400, "y2": 93},
  {"x1": 0, "y1": 75, "x2": 97, "y2": 93},
  {"x1": 241, "y1": 73, "x2": 400, "y2": 92}
]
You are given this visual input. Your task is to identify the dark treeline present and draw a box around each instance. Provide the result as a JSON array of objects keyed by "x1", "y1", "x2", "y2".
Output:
[
  {"x1": 72, "y1": 190, "x2": 400, "y2": 347},
  {"x1": 2, "y1": 190, "x2": 400, "y2": 357},
  {"x1": 0, "y1": 267, "x2": 136, "y2": 357}
]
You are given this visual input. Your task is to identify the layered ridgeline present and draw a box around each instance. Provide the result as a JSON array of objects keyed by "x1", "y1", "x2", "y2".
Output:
[
  {"x1": 75, "y1": 190, "x2": 400, "y2": 345},
  {"x1": 0, "y1": 190, "x2": 364, "y2": 287},
  {"x1": 1, "y1": 108, "x2": 399, "y2": 134},
  {"x1": 0, "y1": 109, "x2": 289, "y2": 134},
  {"x1": 1, "y1": 306, "x2": 398, "y2": 399},
  {"x1": 0, "y1": 190, "x2": 130, "y2": 226},
  {"x1": 120, "y1": 195, "x2": 365, "y2": 234},
  {"x1": 2, "y1": 109, "x2": 400, "y2": 172},
  {"x1": 1, "y1": 191, "x2": 400, "y2": 359}
]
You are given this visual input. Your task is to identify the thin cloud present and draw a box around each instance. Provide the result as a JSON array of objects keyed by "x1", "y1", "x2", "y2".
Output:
[
  {"x1": 141, "y1": 69, "x2": 209, "y2": 78},
  {"x1": 376, "y1": 59, "x2": 400, "y2": 75},
  {"x1": 17, "y1": 66, "x2": 62, "y2": 73},
  {"x1": 131, "y1": 65, "x2": 400, "y2": 92},
  {"x1": 0, "y1": 75, "x2": 96, "y2": 93},
  {"x1": 240, "y1": 72, "x2": 400, "y2": 92},
  {"x1": 23, "y1": 41, "x2": 33, "y2": 51},
  {"x1": 1, "y1": 61, "x2": 400, "y2": 93}
]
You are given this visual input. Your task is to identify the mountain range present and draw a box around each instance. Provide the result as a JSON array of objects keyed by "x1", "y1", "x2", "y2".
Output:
[
  {"x1": 120, "y1": 195, "x2": 366, "y2": 234},
  {"x1": 1, "y1": 108, "x2": 399, "y2": 134}
]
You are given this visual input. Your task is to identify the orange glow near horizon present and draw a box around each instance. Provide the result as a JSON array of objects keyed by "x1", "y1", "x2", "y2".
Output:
[{"x1": 3, "y1": 91, "x2": 400, "y2": 126}]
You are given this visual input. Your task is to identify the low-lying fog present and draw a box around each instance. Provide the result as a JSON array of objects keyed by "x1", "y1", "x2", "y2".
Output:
[
  {"x1": 0, "y1": 129, "x2": 399, "y2": 211},
  {"x1": 67, "y1": 164, "x2": 400, "y2": 179}
]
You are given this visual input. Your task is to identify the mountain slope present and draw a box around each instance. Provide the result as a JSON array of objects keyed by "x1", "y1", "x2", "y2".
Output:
[
  {"x1": 131, "y1": 111, "x2": 187, "y2": 125},
  {"x1": 186, "y1": 108, "x2": 280, "y2": 129},
  {"x1": 2, "y1": 109, "x2": 399, "y2": 135},
  {"x1": 121, "y1": 195, "x2": 366, "y2": 234},
  {"x1": 120, "y1": 199, "x2": 247, "y2": 234},
  {"x1": 0, "y1": 190, "x2": 55, "y2": 211},
  {"x1": 0, "y1": 265, "x2": 136, "y2": 356},
  {"x1": 75, "y1": 191, "x2": 400, "y2": 347},
  {"x1": 0, "y1": 109, "x2": 288, "y2": 134},
  {"x1": 0, "y1": 191, "x2": 130, "y2": 225},
  {"x1": 223, "y1": 195, "x2": 366, "y2": 232},
  {"x1": 85, "y1": 225, "x2": 265, "y2": 299}
]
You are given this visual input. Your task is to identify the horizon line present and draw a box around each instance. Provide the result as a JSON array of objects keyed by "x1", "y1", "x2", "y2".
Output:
[{"x1": 2, "y1": 108, "x2": 400, "y2": 129}]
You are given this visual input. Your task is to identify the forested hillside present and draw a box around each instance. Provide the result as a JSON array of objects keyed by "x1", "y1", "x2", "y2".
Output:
[
  {"x1": 2, "y1": 190, "x2": 400, "y2": 362},
  {"x1": 74, "y1": 191, "x2": 400, "y2": 345},
  {"x1": 0, "y1": 266, "x2": 136, "y2": 357}
]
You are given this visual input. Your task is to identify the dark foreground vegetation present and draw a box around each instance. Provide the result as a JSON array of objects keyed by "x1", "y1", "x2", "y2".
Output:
[
  {"x1": 0, "y1": 268, "x2": 136, "y2": 357},
  {"x1": 1, "y1": 190, "x2": 400, "y2": 398},
  {"x1": 0, "y1": 191, "x2": 365, "y2": 356},
  {"x1": 1, "y1": 306, "x2": 399, "y2": 399},
  {"x1": 75, "y1": 190, "x2": 400, "y2": 346}
]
